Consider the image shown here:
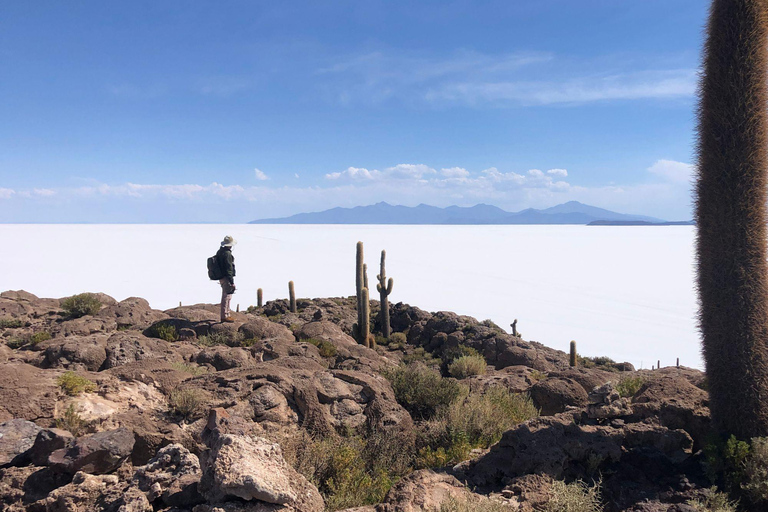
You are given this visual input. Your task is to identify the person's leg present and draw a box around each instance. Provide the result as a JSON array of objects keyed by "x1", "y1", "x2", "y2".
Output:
[{"x1": 219, "y1": 278, "x2": 230, "y2": 320}]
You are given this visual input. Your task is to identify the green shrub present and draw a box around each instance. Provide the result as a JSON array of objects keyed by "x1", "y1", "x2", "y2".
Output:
[
  {"x1": 0, "y1": 318, "x2": 25, "y2": 329},
  {"x1": 742, "y1": 437, "x2": 768, "y2": 505},
  {"x1": 448, "y1": 355, "x2": 487, "y2": 379},
  {"x1": 30, "y1": 331, "x2": 52, "y2": 345},
  {"x1": 303, "y1": 338, "x2": 338, "y2": 358},
  {"x1": 55, "y1": 404, "x2": 88, "y2": 436},
  {"x1": 275, "y1": 429, "x2": 413, "y2": 511},
  {"x1": 616, "y1": 376, "x2": 646, "y2": 398},
  {"x1": 418, "y1": 387, "x2": 538, "y2": 467},
  {"x1": 195, "y1": 330, "x2": 244, "y2": 347},
  {"x1": 386, "y1": 363, "x2": 466, "y2": 420},
  {"x1": 688, "y1": 488, "x2": 738, "y2": 512},
  {"x1": 530, "y1": 369, "x2": 548, "y2": 381},
  {"x1": 61, "y1": 293, "x2": 102, "y2": 318},
  {"x1": 167, "y1": 388, "x2": 207, "y2": 419},
  {"x1": 57, "y1": 371, "x2": 96, "y2": 396},
  {"x1": 389, "y1": 332, "x2": 407, "y2": 346},
  {"x1": 170, "y1": 362, "x2": 209, "y2": 376},
  {"x1": 5, "y1": 337, "x2": 26, "y2": 349},
  {"x1": 544, "y1": 480, "x2": 603, "y2": 512},
  {"x1": 439, "y1": 496, "x2": 509, "y2": 512},
  {"x1": 148, "y1": 323, "x2": 178, "y2": 342},
  {"x1": 403, "y1": 347, "x2": 441, "y2": 366}
]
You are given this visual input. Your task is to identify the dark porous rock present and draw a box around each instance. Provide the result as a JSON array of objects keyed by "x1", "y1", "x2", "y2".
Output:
[
  {"x1": 466, "y1": 365, "x2": 545, "y2": 395},
  {"x1": 389, "y1": 302, "x2": 432, "y2": 334},
  {"x1": 0, "y1": 419, "x2": 42, "y2": 465},
  {"x1": 0, "y1": 465, "x2": 73, "y2": 508},
  {"x1": 38, "y1": 471, "x2": 151, "y2": 512},
  {"x1": 97, "y1": 297, "x2": 169, "y2": 329},
  {"x1": 376, "y1": 469, "x2": 476, "y2": 512},
  {"x1": 548, "y1": 367, "x2": 617, "y2": 395},
  {"x1": 0, "y1": 362, "x2": 60, "y2": 424},
  {"x1": 37, "y1": 334, "x2": 109, "y2": 372},
  {"x1": 239, "y1": 317, "x2": 295, "y2": 343},
  {"x1": 28, "y1": 428, "x2": 75, "y2": 466},
  {"x1": 296, "y1": 321, "x2": 389, "y2": 372},
  {"x1": 164, "y1": 304, "x2": 221, "y2": 323},
  {"x1": 102, "y1": 331, "x2": 184, "y2": 370},
  {"x1": 197, "y1": 347, "x2": 256, "y2": 371},
  {"x1": 48, "y1": 427, "x2": 135, "y2": 475},
  {"x1": 51, "y1": 316, "x2": 117, "y2": 338},
  {"x1": 529, "y1": 377, "x2": 589, "y2": 416},
  {"x1": 134, "y1": 443, "x2": 203, "y2": 508}
]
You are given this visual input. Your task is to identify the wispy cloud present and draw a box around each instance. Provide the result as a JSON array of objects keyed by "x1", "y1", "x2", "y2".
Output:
[
  {"x1": 317, "y1": 49, "x2": 696, "y2": 107},
  {"x1": 647, "y1": 159, "x2": 694, "y2": 183},
  {"x1": 254, "y1": 168, "x2": 269, "y2": 181}
]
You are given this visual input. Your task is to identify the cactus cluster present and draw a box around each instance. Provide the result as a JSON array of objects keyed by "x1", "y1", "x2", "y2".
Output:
[{"x1": 376, "y1": 250, "x2": 394, "y2": 338}]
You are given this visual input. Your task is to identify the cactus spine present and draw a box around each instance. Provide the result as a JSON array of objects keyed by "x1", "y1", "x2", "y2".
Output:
[
  {"x1": 376, "y1": 250, "x2": 394, "y2": 338},
  {"x1": 257, "y1": 288, "x2": 263, "y2": 308},
  {"x1": 696, "y1": 0, "x2": 768, "y2": 438},
  {"x1": 289, "y1": 281, "x2": 296, "y2": 313},
  {"x1": 569, "y1": 341, "x2": 577, "y2": 367},
  {"x1": 361, "y1": 287, "x2": 371, "y2": 348}
]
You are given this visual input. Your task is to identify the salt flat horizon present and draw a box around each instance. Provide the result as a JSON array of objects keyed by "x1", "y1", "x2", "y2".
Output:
[{"x1": 0, "y1": 224, "x2": 700, "y2": 369}]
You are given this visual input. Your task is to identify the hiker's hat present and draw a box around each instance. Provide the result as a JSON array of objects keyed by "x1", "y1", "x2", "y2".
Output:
[{"x1": 221, "y1": 235, "x2": 237, "y2": 247}]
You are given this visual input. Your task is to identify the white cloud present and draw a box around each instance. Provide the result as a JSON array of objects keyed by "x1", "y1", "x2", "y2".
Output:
[
  {"x1": 325, "y1": 167, "x2": 379, "y2": 180},
  {"x1": 294, "y1": 173, "x2": 300, "y2": 179},
  {"x1": 647, "y1": 159, "x2": 694, "y2": 183},
  {"x1": 254, "y1": 168, "x2": 269, "y2": 181},
  {"x1": 441, "y1": 167, "x2": 470, "y2": 178},
  {"x1": 547, "y1": 169, "x2": 568, "y2": 177},
  {"x1": 0, "y1": 188, "x2": 15, "y2": 199}
]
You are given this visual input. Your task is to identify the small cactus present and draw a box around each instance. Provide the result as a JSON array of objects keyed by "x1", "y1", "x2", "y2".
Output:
[
  {"x1": 657, "y1": 359, "x2": 660, "y2": 370},
  {"x1": 569, "y1": 340, "x2": 577, "y2": 367},
  {"x1": 289, "y1": 281, "x2": 296, "y2": 313},
  {"x1": 376, "y1": 250, "x2": 394, "y2": 339},
  {"x1": 511, "y1": 319, "x2": 518, "y2": 337},
  {"x1": 236, "y1": 304, "x2": 240, "y2": 313},
  {"x1": 257, "y1": 288, "x2": 263, "y2": 308},
  {"x1": 676, "y1": 357, "x2": 680, "y2": 368}
]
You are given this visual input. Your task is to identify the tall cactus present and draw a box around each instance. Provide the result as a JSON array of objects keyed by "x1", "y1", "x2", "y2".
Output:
[
  {"x1": 361, "y1": 287, "x2": 371, "y2": 348},
  {"x1": 569, "y1": 340, "x2": 577, "y2": 367},
  {"x1": 696, "y1": 0, "x2": 768, "y2": 438},
  {"x1": 355, "y1": 242, "x2": 366, "y2": 344},
  {"x1": 363, "y1": 264, "x2": 369, "y2": 290},
  {"x1": 257, "y1": 288, "x2": 263, "y2": 308},
  {"x1": 376, "y1": 250, "x2": 394, "y2": 338},
  {"x1": 289, "y1": 281, "x2": 296, "y2": 313}
]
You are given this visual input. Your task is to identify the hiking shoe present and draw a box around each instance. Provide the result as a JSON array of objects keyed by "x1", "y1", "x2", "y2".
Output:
[{"x1": 222, "y1": 317, "x2": 235, "y2": 323}]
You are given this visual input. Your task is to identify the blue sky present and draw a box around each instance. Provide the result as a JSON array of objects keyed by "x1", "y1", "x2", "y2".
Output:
[{"x1": 0, "y1": 0, "x2": 706, "y2": 222}]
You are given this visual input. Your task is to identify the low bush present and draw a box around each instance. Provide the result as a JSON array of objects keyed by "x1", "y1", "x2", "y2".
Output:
[
  {"x1": 148, "y1": 323, "x2": 178, "y2": 342},
  {"x1": 448, "y1": 355, "x2": 487, "y2": 379},
  {"x1": 170, "y1": 361, "x2": 209, "y2": 376},
  {"x1": 57, "y1": 371, "x2": 97, "y2": 396},
  {"x1": 0, "y1": 318, "x2": 25, "y2": 329},
  {"x1": 544, "y1": 479, "x2": 603, "y2": 512},
  {"x1": 275, "y1": 428, "x2": 413, "y2": 511},
  {"x1": 688, "y1": 488, "x2": 738, "y2": 512},
  {"x1": 386, "y1": 363, "x2": 466, "y2": 420},
  {"x1": 167, "y1": 388, "x2": 207, "y2": 420},
  {"x1": 742, "y1": 437, "x2": 768, "y2": 506},
  {"x1": 5, "y1": 337, "x2": 26, "y2": 349},
  {"x1": 304, "y1": 338, "x2": 338, "y2": 358},
  {"x1": 55, "y1": 404, "x2": 88, "y2": 436},
  {"x1": 389, "y1": 332, "x2": 407, "y2": 347},
  {"x1": 439, "y1": 496, "x2": 509, "y2": 512},
  {"x1": 61, "y1": 293, "x2": 102, "y2": 318},
  {"x1": 418, "y1": 387, "x2": 538, "y2": 467},
  {"x1": 615, "y1": 375, "x2": 646, "y2": 398},
  {"x1": 30, "y1": 331, "x2": 52, "y2": 345},
  {"x1": 403, "y1": 347, "x2": 441, "y2": 366},
  {"x1": 196, "y1": 330, "x2": 245, "y2": 347}
]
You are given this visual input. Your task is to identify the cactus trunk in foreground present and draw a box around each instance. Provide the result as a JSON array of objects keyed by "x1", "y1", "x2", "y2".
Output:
[{"x1": 696, "y1": 0, "x2": 768, "y2": 438}]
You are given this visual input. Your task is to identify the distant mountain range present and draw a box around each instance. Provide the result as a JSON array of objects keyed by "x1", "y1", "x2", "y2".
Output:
[{"x1": 249, "y1": 201, "x2": 693, "y2": 225}]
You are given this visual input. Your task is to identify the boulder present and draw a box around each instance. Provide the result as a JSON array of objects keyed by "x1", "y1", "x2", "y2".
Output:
[
  {"x1": 529, "y1": 377, "x2": 589, "y2": 415},
  {"x1": 0, "y1": 362, "x2": 60, "y2": 423},
  {"x1": 50, "y1": 316, "x2": 117, "y2": 338},
  {"x1": 37, "y1": 334, "x2": 108, "y2": 371},
  {"x1": 376, "y1": 469, "x2": 475, "y2": 512},
  {"x1": 134, "y1": 443, "x2": 203, "y2": 508},
  {"x1": 102, "y1": 331, "x2": 185, "y2": 370},
  {"x1": 0, "y1": 419, "x2": 41, "y2": 465},
  {"x1": 28, "y1": 428, "x2": 75, "y2": 466},
  {"x1": 296, "y1": 321, "x2": 389, "y2": 371},
  {"x1": 199, "y1": 433, "x2": 324, "y2": 512},
  {"x1": 39, "y1": 471, "x2": 151, "y2": 512},
  {"x1": 97, "y1": 297, "x2": 168, "y2": 329},
  {"x1": 48, "y1": 427, "x2": 135, "y2": 475},
  {"x1": 239, "y1": 317, "x2": 295, "y2": 343},
  {"x1": 197, "y1": 347, "x2": 257, "y2": 371}
]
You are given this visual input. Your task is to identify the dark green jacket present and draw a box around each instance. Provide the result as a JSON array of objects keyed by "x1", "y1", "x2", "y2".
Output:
[{"x1": 216, "y1": 247, "x2": 236, "y2": 284}]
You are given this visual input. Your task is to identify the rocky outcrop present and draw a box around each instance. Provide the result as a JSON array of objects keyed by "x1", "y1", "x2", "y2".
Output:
[
  {"x1": 0, "y1": 419, "x2": 41, "y2": 465},
  {"x1": 36, "y1": 334, "x2": 109, "y2": 371},
  {"x1": 48, "y1": 427, "x2": 135, "y2": 475},
  {"x1": 102, "y1": 331, "x2": 187, "y2": 370},
  {"x1": 134, "y1": 443, "x2": 203, "y2": 508},
  {"x1": 98, "y1": 297, "x2": 169, "y2": 329},
  {"x1": 375, "y1": 470, "x2": 476, "y2": 512},
  {"x1": 0, "y1": 363, "x2": 61, "y2": 424},
  {"x1": 38, "y1": 471, "x2": 151, "y2": 512},
  {"x1": 529, "y1": 377, "x2": 589, "y2": 415}
]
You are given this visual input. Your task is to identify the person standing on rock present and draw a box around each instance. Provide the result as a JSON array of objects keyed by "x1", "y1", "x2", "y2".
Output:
[{"x1": 216, "y1": 236, "x2": 237, "y2": 322}]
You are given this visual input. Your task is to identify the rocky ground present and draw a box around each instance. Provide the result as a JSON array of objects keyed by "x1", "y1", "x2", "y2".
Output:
[{"x1": 0, "y1": 290, "x2": 715, "y2": 512}]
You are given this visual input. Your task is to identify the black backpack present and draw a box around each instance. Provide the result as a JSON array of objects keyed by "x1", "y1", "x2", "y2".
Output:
[{"x1": 207, "y1": 254, "x2": 223, "y2": 280}]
